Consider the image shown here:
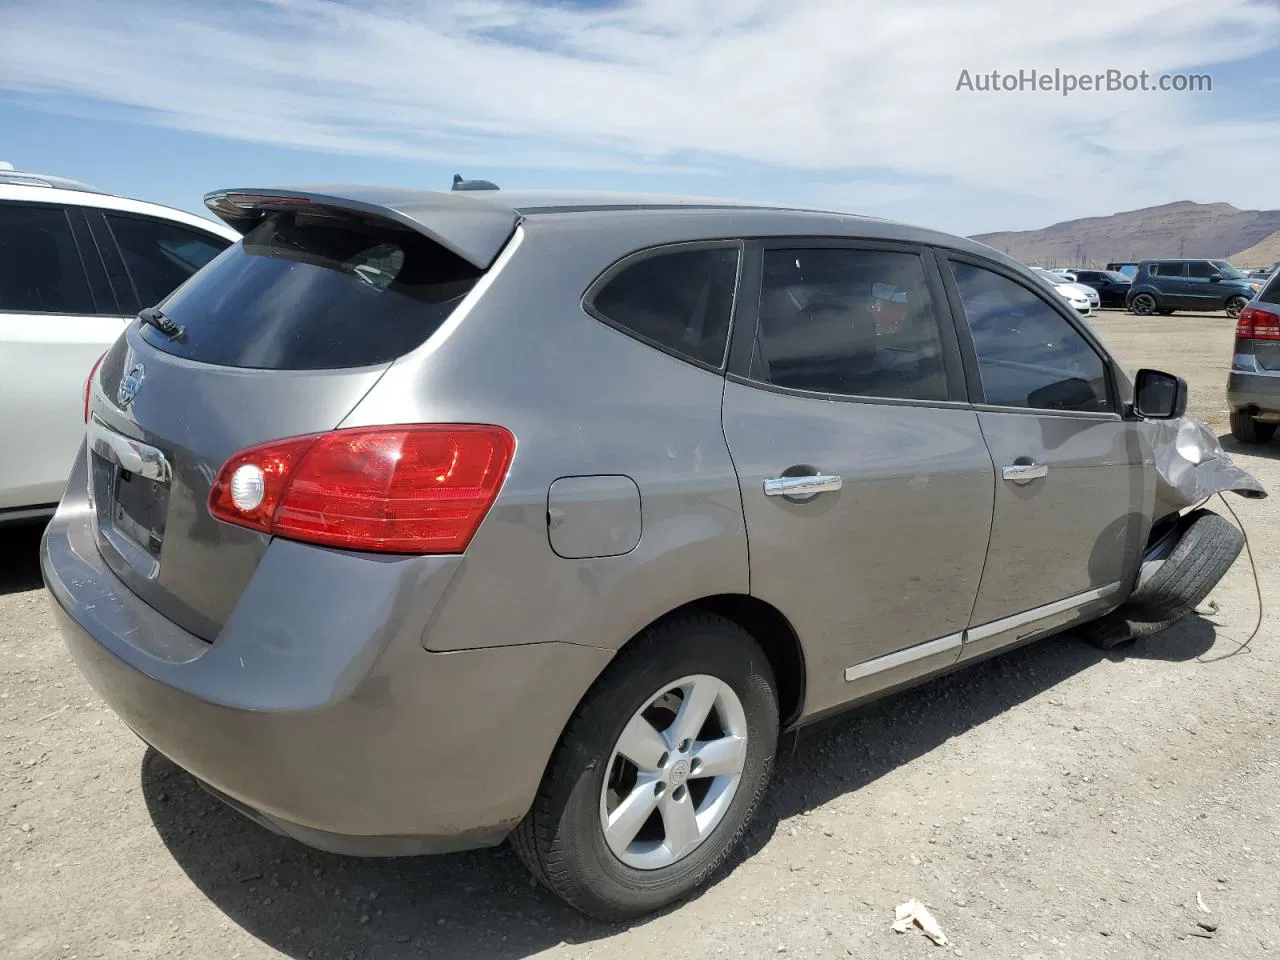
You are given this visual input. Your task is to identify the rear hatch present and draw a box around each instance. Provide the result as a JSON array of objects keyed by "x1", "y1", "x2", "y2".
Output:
[
  {"x1": 86, "y1": 193, "x2": 512, "y2": 640},
  {"x1": 1243, "y1": 276, "x2": 1280, "y2": 371}
]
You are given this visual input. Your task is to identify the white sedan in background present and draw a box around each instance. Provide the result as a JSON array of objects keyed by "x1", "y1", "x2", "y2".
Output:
[
  {"x1": 0, "y1": 164, "x2": 239, "y2": 522},
  {"x1": 1033, "y1": 268, "x2": 1099, "y2": 316}
]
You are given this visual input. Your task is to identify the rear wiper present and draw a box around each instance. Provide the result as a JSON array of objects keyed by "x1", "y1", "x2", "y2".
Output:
[{"x1": 138, "y1": 306, "x2": 184, "y2": 339}]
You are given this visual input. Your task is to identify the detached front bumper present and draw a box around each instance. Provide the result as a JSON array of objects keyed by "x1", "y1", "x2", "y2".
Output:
[{"x1": 41, "y1": 450, "x2": 612, "y2": 855}]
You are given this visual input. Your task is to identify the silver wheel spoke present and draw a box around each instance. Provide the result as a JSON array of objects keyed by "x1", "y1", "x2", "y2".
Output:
[
  {"x1": 659, "y1": 789, "x2": 700, "y2": 860},
  {"x1": 615, "y1": 714, "x2": 669, "y2": 772},
  {"x1": 605, "y1": 779, "x2": 659, "y2": 851},
  {"x1": 691, "y1": 734, "x2": 747, "y2": 778},
  {"x1": 669, "y1": 676, "x2": 720, "y2": 746},
  {"x1": 600, "y1": 672, "x2": 751, "y2": 871}
]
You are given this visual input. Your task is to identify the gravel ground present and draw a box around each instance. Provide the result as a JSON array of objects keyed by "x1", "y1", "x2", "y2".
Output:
[{"x1": 4, "y1": 310, "x2": 1279, "y2": 960}]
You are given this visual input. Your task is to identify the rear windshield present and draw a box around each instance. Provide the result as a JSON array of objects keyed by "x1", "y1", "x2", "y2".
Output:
[
  {"x1": 140, "y1": 211, "x2": 484, "y2": 369},
  {"x1": 1260, "y1": 271, "x2": 1280, "y2": 305}
]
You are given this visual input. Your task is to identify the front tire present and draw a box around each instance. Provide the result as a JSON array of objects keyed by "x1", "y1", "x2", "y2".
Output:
[
  {"x1": 511, "y1": 612, "x2": 779, "y2": 920},
  {"x1": 1230, "y1": 410, "x2": 1277, "y2": 444},
  {"x1": 1131, "y1": 292, "x2": 1157, "y2": 315},
  {"x1": 1225, "y1": 295, "x2": 1249, "y2": 319}
]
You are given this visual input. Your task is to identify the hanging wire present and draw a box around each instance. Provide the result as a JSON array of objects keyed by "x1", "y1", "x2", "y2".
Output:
[{"x1": 1196, "y1": 492, "x2": 1264, "y2": 664}]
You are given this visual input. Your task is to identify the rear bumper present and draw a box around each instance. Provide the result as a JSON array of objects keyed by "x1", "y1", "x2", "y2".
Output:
[
  {"x1": 1228, "y1": 370, "x2": 1280, "y2": 420},
  {"x1": 41, "y1": 457, "x2": 612, "y2": 855}
]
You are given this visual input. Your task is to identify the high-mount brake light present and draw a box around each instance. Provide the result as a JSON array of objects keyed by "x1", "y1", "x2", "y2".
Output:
[{"x1": 208, "y1": 425, "x2": 516, "y2": 554}]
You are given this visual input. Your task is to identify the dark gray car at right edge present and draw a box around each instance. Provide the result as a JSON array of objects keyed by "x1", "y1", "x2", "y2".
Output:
[
  {"x1": 1228, "y1": 271, "x2": 1280, "y2": 443},
  {"x1": 42, "y1": 186, "x2": 1263, "y2": 920}
]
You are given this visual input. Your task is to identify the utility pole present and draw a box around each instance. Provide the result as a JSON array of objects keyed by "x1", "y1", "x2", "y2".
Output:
[{"x1": 1179, "y1": 237, "x2": 1186, "y2": 258}]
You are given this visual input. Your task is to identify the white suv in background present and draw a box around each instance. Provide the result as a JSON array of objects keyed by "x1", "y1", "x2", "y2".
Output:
[{"x1": 0, "y1": 164, "x2": 239, "y2": 522}]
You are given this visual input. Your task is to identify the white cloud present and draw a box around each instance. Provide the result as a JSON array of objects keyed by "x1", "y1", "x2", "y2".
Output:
[{"x1": 3, "y1": 0, "x2": 1280, "y2": 233}]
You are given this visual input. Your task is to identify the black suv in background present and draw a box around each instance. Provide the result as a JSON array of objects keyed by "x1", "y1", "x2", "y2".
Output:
[
  {"x1": 1125, "y1": 260, "x2": 1262, "y2": 318},
  {"x1": 1069, "y1": 269, "x2": 1132, "y2": 308}
]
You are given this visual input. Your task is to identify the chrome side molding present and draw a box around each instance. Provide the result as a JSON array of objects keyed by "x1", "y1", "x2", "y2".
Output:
[
  {"x1": 844, "y1": 582, "x2": 1123, "y2": 682},
  {"x1": 844, "y1": 631, "x2": 962, "y2": 683}
]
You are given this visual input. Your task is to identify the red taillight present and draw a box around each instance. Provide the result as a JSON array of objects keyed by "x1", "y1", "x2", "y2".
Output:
[
  {"x1": 1236, "y1": 306, "x2": 1280, "y2": 342},
  {"x1": 209, "y1": 425, "x2": 515, "y2": 554},
  {"x1": 84, "y1": 352, "x2": 106, "y2": 422}
]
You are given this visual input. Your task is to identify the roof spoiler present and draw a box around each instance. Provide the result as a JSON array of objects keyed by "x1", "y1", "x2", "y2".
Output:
[{"x1": 203, "y1": 186, "x2": 519, "y2": 269}]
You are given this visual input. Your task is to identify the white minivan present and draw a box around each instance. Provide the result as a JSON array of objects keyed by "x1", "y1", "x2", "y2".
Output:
[{"x1": 0, "y1": 164, "x2": 239, "y2": 522}]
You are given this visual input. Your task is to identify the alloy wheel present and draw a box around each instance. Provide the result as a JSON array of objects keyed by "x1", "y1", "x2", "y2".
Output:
[
  {"x1": 599, "y1": 674, "x2": 748, "y2": 870},
  {"x1": 1132, "y1": 294, "x2": 1156, "y2": 316}
]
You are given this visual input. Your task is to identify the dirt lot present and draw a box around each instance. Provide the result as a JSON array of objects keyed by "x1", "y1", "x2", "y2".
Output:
[{"x1": 4, "y1": 310, "x2": 1279, "y2": 960}]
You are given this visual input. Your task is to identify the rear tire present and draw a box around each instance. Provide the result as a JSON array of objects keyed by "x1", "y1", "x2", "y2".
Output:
[
  {"x1": 1230, "y1": 410, "x2": 1277, "y2": 444},
  {"x1": 511, "y1": 612, "x2": 779, "y2": 920}
]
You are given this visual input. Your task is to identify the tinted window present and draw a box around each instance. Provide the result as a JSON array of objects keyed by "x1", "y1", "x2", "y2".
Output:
[
  {"x1": 951, "y1": 262, "x2": 1110, "y2": 413},
  {"x1": 141, "y1": 211, "x2": 483, "y2": 370},
  {"x1": 1187, "y1": 261, "x2": 1214, "y2": 279},
  {"x1": 749, "y1": 248, "x2": 949, "y2": 401},
  {"x1": 106, "y1": 214, "x2": 230, "y2": 309},
  {"x1": 0, "y1": 203, "x2": 95, "y2": 314},
  {"x1": 590, "y1": 246, "x2": 739, "y2": 367},
  {"x1": 1153, "y1": 262, "x2": 1185, "y2": 277},
  {"x1": 1259, "y1": 271, "x2": 1280, "y2": 305}
]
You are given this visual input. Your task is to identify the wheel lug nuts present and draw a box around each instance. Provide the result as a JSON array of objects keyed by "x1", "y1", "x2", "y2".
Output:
[{"x1": 657, "y1": 751, "x2": 669, "y2": 769}]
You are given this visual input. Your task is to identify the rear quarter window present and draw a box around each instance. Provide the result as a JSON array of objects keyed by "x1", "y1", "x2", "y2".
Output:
[
  {"x1": 586, "y1": 244, "x2": 741, "y2": 368},
  {"x1": 141, "y1": 211, "x2": 483, "y2": 370}
]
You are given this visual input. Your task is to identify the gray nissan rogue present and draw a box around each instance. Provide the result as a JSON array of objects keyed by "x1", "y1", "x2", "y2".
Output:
[{"x1": 42, "y1": 185, "x2": 1263, "y2": 920}]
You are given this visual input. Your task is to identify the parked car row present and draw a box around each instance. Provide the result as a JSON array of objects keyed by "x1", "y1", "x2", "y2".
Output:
[
  {"x1": 1034, "y1": 259, "x2": 1262, "y2": 318},
  {"x1": 1, "y1": 165, "x2": 239, "y2": 522}
]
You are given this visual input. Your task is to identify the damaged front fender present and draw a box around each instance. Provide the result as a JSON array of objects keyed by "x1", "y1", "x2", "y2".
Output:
[{"x1": 1146, "y1": 415, "x2": 1267, "y2": 517}]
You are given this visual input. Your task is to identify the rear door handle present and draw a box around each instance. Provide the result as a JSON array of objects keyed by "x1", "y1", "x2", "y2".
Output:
[
  {"x1": 1002, "y1": 462, "x2": 1048, "y2": 485},
  {"x1": 763, "y1": 474, "x2": 843, "y2": 497}
]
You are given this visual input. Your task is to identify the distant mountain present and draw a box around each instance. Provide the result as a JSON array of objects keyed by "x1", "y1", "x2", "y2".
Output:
[
  {"x1": 1230, "y1": 229, "x2": 1280, "y2": 269},
  {"x1": 970, "y1": 201, "x2": 1280, "y2": 268}
]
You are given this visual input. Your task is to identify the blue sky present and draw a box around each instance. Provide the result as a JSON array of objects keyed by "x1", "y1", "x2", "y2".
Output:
[{"x1": 3, "y1": 0, "x2": 1280, "y2": 236}]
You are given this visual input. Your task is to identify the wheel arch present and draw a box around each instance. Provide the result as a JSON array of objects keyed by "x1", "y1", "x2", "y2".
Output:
[{"x1": 672, "y1": 594, "x2": 807, "y2": 728}]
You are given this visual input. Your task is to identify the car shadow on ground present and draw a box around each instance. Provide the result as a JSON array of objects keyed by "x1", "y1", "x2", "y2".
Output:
[
  {"x1": 139, "y1": 615, "x2": 1216, "y2": 960},
  {"x1": 0, "y1": 522, "x2": 47, "y2": 596},
  {"x1": 1220, "y1": 433, "x2": 1280, "y2": 460}
]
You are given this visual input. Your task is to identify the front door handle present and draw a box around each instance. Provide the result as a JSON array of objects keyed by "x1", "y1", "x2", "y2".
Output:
[
  {"x1": 763, "y1": 474, "x2": 843, "y2": 498},
  {"x1": 1002, "y1": 462, "x2": 1048, "y2": 485}
]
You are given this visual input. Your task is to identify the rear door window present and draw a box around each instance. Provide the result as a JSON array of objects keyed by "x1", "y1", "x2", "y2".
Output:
[
  {"x1": 587, "y1": 245, "x2": 740, "y2": 368},
  {"x1": 0, "y1": 203, "x2": 96, "y2": 314},
  {"x1": 105, "y1": 213, "x2": 231, "y2": 309},
  {"x1": 1153, "y1": 262, "x2": 1185, "y2": 277},
  {"x1": 140, "y1": 211, "x2": 484, "y2": 370},
  {"x1": 748, "y1": 247, "x2": 951, "y2": 401}
]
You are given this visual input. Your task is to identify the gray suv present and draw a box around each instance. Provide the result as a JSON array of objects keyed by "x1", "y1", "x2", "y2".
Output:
[
  {"x1": 1228, "y1": 272, "x2": 1280, "y2": 442},
  {"x1": 42, "y1": 186, "x2": 1262, "y2": 919}
]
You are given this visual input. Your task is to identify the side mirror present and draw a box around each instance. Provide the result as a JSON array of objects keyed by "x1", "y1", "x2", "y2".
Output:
[
  {"x1": 1208, "y1": 273, "x2": 1223, "y2": 282},
  {"x1": 1133, "y1": 368, "x2": 1187, "y2": 419}
]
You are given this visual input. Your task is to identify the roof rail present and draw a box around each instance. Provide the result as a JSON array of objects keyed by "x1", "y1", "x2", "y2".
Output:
[{"x1": 0, "y1": 165, "x2": 105, "y2": 194}]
